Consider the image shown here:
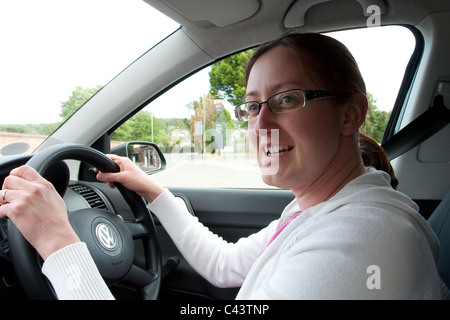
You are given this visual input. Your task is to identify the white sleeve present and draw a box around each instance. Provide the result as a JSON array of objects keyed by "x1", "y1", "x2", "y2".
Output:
[
  {"x1": 42, "y1": 242, "x2": 114, "y2": 300},
  {"x1": 148, "y1": 189, "x2": 277, "y2": 288}
]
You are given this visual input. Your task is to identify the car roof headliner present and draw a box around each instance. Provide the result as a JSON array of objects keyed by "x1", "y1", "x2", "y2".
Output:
[{"x1": 144, "y1": 0, "x2": 450, "y2": 59}]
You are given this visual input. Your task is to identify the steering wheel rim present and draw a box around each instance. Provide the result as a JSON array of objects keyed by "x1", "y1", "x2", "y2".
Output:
[{"x1": 7, "y1": 143, "x2": 161, "y2": 300}]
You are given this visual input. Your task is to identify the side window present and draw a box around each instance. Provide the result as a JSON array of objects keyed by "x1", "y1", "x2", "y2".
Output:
[
  {"x1": 111, "y1": 26, "x2": 416, "y2": 188},
  {"x1": 111, "y1": 64, "x2": 268, "y2": 189},
  {"x1": 329, "y1": 26, "x2": 416, "y2": 142}
]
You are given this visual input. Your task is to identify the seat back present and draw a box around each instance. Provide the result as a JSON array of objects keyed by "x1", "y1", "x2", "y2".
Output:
[{"x1": 428, "y1": 190, "x2": 450, "y2": 297}]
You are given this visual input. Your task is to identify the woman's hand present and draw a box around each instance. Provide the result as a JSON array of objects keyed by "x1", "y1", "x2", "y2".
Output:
[
  {"x1": 0, "y1": 165, "x2": 80, "y2": 260},
  {"x1": 95, "y1": 154, "x2": 164, "y2": 203}
]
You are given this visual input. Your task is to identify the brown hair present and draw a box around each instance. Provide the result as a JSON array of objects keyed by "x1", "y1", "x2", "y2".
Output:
[
  {"x1": 359, "y1": 132, "x2": 398, "y2": 189},
  {"x1": 244, "y1": 33, "x2": 366, "y2": 104}
]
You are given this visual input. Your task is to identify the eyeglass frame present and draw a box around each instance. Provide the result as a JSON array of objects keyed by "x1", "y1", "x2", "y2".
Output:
[{"x1": 234, "y1": 89, "x2": 333, "y2": 122}]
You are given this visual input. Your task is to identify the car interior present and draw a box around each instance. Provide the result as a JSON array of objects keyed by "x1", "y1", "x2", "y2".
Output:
[{"x1": 0, "y1": 0, "x2": 449, "y2": 300}]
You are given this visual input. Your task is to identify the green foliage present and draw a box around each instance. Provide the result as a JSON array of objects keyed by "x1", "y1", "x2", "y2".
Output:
[
  {"x1": 0, "y1": 123, "x2": 59, "y2": 135},
  {"x1": 60, "y1": 85, "x2": 102, "y2": 121},
  {"x1": 184, "y1": 93, "x2": 235, "y2": 152},
  {"x1": 0, "y1": 124, "x2": 27, "y2": 134},
  {"x1": 209, "y1": 49, "x2": 255, "y2": 106},
  {"x1": 111, "y1": 110, "x2": 171, "y2": 145},
  {"x1": 360, "y1": 93, "x2": 391, "y2": 143}
]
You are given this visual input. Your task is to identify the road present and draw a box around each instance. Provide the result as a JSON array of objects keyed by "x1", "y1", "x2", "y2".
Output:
[{"x1": 153, "y1": 152, "x2": 273, "y2": 189}]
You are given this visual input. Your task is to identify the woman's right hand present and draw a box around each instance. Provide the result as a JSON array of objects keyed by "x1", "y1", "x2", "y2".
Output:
[{"x1": 95, "y1": 154, "x2": 164, "y2": 203}]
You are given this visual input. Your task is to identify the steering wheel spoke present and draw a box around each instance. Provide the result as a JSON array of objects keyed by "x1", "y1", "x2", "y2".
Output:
[
  {"x1": 126, "y1": 221, "x2": 152, "y2": 239},
  {"x1": 120, "y1": 264, "x2": 159, "y2": 290}
]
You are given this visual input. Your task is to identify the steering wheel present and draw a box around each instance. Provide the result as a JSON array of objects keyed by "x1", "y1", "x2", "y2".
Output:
[{"x1": 7, "y1": 143, "x2": 161, "y2": 300}]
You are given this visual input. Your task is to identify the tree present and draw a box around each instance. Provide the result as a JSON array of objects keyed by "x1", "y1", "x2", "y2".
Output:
[
  {"x1": 209, "y1": 49, "x2": 255, "y2": 106},
  {"x1": 187, "y1": 93, "x2": 234, "y2": 153},
  {"x1": 111, "y1": 110, "x2": 170, "y2": 146},
  {"x1": 60, "y1": 85, "x2": 102, "y2": 121},
  {"x1": 188, "y1": 93, "x2": 216, "y2": 139},
  {"x1": 360, "y1": 93, "x2": 391, "y2": 143}
]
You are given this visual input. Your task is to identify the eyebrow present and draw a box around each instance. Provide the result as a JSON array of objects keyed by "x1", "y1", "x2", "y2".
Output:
[
  {"x1": 244, "y1": 82, "x2": 303, "y2": 100},
  {"x1": 244, "y1": 91, "x2": 258, "y2": 100}
]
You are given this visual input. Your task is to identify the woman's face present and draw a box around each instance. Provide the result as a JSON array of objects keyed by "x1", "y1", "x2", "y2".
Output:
[{"x1": 246, "y1": 46, "x2": 345, "y2": 193}]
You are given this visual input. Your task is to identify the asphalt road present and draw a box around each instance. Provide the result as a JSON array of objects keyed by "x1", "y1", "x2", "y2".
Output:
[{"x1": 153, "y1": 152, "x2": 273, "y2": 189}]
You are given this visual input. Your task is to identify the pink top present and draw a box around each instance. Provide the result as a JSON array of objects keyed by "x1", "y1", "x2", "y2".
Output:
[{"x1": 260, "y1": 211, "x2": 302, "y2": 255}]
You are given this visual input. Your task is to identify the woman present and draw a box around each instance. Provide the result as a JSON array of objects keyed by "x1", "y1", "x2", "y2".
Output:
[{"x1": 0, "y1": 33, "x2": 442, "y2": 299}]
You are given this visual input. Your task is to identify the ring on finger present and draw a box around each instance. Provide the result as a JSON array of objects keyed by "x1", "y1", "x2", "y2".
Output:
[{"x1": 2, "y1": 189, "x2": 8, "y2": 202}]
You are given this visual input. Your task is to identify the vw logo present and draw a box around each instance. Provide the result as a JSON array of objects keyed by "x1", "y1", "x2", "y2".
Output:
[{"x1": 95, "y1": 223, "x2": 118, "y2": 251}]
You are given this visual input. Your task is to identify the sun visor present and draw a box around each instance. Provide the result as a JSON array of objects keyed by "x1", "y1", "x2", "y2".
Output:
[{"x1": 162, "y1": 0, "x2": 259, "y2": 27}]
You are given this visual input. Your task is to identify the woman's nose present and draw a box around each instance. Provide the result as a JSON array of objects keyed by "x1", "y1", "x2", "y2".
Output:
[{"x1": 251, "y1": 102, "x2": 274, "y2": 136}]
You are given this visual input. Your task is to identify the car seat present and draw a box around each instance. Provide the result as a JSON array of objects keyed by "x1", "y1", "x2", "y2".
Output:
[{"x1": 427, "y1": 190, "x2": 450, "y2": 299}]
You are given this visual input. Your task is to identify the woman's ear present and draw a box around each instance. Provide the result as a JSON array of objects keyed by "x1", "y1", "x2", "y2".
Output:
[{"x1": 340, "y1": 92, "x2": 368, "y2": 136}]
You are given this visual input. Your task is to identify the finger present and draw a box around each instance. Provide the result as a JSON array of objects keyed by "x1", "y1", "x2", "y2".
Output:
[
  {"x1": 2, "y1": 174, "x2": 28, "y2": 191},
  {"x1": 104, "y1": 154, "x2": 123, "y2": 166},
  {"x1": 0, "y1": 189, "x2": 10, "y2": 205},
  {"x1": 0, "y1": 187, "x2": 21, "y2": 204},
  {"x1": 105, "y1": 154, "x2": 124, "y2": 161},
  {"x1": 94, "y1": 172, "x2": 116, "y2": 188},
  {"x1": 2, "y1": 169, "x2": 41, "y2": 191},
  {"x1": 105, "y1": 154, "x2": 133, "y2": 168},
  {"x1": 10, "y1": 165, "x2": 43, "y2": 182},
  {"x1": 0, "y1": 202, "x2": 9, "y2": 219},
  {"x1": 94, "y1": 154, "x2": 126, "y2": 175}
]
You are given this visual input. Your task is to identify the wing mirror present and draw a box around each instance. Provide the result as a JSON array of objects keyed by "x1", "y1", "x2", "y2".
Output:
[{"x1": 111, "y1": 141, "x2": 166, "y2": 174}]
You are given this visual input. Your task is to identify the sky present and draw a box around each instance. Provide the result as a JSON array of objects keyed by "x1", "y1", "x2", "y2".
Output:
[
  {"x1": 330, "y1": 26, "x2": 416, "y2": 111},
  {"x1": 0, "y1": 0, "x2": 179, "y2": 124},
  {"x1": 0, "y1": 0, "x2": 415, "y2": 125}
]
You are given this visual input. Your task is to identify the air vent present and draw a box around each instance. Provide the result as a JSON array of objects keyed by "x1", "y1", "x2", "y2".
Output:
[{"x1": 69, "y1": 184, "x2": 108, "y2": 210}]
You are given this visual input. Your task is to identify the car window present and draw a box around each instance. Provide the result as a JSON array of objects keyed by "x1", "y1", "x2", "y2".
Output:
[{"x1": 112, "y1": 26, "x2": 416, "y2": 189}]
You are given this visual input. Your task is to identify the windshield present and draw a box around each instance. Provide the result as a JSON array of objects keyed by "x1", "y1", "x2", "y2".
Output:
[{"x1": 0, "y1": 0, "x2": 178, "y2": 156}]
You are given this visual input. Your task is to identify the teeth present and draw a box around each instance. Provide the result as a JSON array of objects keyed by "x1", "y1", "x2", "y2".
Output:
[{"x1": 264, "y1": 145, "x2": 292, "y2": 156}]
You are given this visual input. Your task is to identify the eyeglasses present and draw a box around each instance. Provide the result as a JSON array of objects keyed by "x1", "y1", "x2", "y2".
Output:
[{"x1": 234, "y1": 89, "x2": 332, "y2": 122}]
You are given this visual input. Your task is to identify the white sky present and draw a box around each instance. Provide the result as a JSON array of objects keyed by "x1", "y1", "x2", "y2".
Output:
[
  {"x1": 0, "y1": 0, "x2": 178, "y2": 124},
  {"x1": 330, "y1": 27, "x2": 416, "y2": 111},
  {"x1": 0, "y1": 0, "x2": 415, "y2": 125}
]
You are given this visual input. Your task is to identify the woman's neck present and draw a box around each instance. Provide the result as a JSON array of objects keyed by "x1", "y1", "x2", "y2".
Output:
[{"x1": 292, "y1": 149, "x2": 366, "y2": 211}]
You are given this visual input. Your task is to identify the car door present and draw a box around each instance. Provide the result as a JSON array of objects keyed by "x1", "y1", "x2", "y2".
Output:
[{"x1": 156, "y1": 187, "x2": 294, "y2": 300}]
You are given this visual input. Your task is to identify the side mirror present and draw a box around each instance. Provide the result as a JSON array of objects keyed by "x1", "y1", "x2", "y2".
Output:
[{"x1": 111, "y1": 141, "x2": 166, "y2": 174}]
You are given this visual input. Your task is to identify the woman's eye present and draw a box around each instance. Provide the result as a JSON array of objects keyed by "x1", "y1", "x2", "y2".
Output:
[
  {"x1": 280, "y1": 95, "x2": 297, "y2": 104},
  {"x1": 247, "y1": 103, "x2": 259, "y2": 113}
]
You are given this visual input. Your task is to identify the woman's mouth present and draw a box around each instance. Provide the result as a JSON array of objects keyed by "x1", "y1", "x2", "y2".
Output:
[{"x1": 263, "y1": 145, "x2": 294, "y2": 157}]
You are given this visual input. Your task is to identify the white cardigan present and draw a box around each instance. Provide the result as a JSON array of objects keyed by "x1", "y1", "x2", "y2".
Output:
[{"x1": 42, "y1": 168, "x2": 443, "y2": 299}]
